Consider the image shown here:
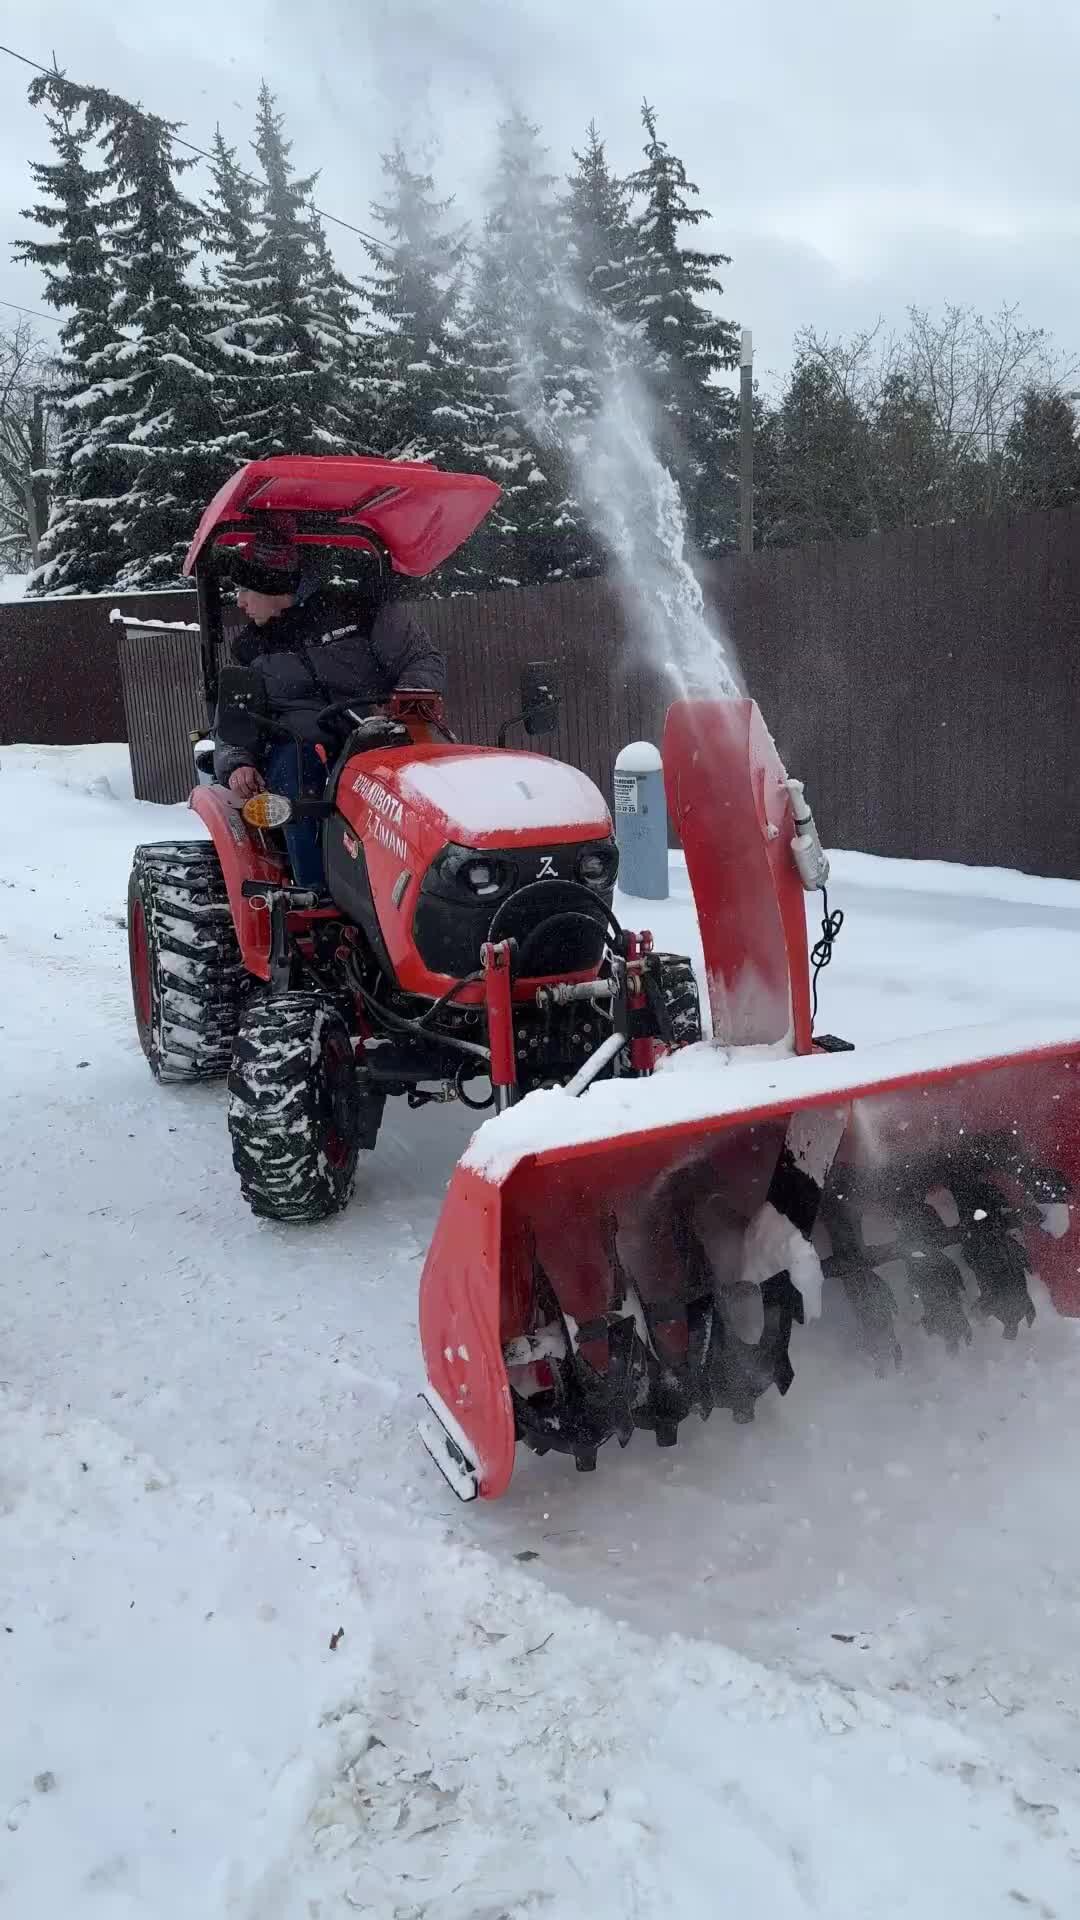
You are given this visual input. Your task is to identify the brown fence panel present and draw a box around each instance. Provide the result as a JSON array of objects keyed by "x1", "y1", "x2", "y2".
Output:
[
  {"x1": 0, "y1": 590, "x2": 196, "y2": 745},
  {"x1": 5, "y1": 501, "x2": 1080, "y2": 875}
]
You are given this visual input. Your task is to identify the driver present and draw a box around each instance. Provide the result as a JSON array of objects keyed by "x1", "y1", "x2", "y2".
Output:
[{"x1": 213, "y1": 523, "x2": 445, "y2": 886}]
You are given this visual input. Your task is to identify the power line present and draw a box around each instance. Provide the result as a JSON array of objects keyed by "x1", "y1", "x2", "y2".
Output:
[
  {"x1": 0, "y1": 38, "x2": 390, "y2": 256},
  {"x1": 0, "y1": 295, "x2": 61, "y2": 327}
]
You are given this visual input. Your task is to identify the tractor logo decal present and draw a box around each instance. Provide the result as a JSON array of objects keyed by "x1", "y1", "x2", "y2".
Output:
[
  {"x1": 535, "y1": 854, "x2": 558, "y2": 880},
  {"x1": 365, "y1": 812, "x2": 409, "y2": 864},
  {"x1": 352, "y1": 772, "x2": 404, "y2": 827},
  {"x1": 343, "y1": 831, "x2": 359, "y2": 860}
]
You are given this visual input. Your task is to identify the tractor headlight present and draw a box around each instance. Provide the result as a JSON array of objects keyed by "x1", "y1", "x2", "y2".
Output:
[
  {"x1": 435, "y1": 844, "x2": 518, "y2": 902},
  {"x1": 241, "y1": 791, "x2": 294, "y2": 830},
  {"x1": 462, "y1": 858, "x2": 505, "y2": 898},
  {"x1": 576, "y1": 841, "x2": 619, "y2": 890}
]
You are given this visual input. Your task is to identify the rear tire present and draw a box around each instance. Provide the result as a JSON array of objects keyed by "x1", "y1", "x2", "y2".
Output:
[
  {"x1": 128, "y1": 840, "x2": 246, "y2": 1082},
  {"x1": 228, "y1": 993, "x2": 378, "y2": 1224}
]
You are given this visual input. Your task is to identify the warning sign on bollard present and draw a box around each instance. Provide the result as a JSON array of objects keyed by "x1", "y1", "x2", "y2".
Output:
[{"x1": 613, "y1": 741, "x2": 668, "y2": 900}]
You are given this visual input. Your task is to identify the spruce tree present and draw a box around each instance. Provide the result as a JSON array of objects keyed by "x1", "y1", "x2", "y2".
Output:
[
  {"x1": 360, "y1": 143, "x2": 470, "y2": 461},
  {"x1": 756, "y1": 361, "x2": 872, "y2": 548},
  {"x1": 15, "y1": 74, "x2": 125, "y2": 594},
  {"x1": 865, "y1": 373, "x2": 944, "y2": 529},
  {"x1": 221, "y1": 84, "x2": 358, "y2": 457},
  {"x1": 200, "y1": 125, "x2": 268, "y2": 464},
  {"x1": 563, "y1": 121, "x2": 634, "y2": 320},
  {"x1": 202, "y1": 126, "x2": 257, "y2": 337},
  {"x1": 469, "y1": 109, "x2": 596, "y2": 586},
  {"x1": 1004, "y1": 387, "x2": 1080, "y2": 511},
  {"x1": 68, "y1": 87, "x2": 240, "y2": 588},
  {"x1": 625, "y1": 101, "x2": 739, "y2": 552}
]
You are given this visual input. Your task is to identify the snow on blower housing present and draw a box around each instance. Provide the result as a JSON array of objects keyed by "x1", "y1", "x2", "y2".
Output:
[{"x1": 127, "y1": 456, "x2": 1080, "y2": 1506}]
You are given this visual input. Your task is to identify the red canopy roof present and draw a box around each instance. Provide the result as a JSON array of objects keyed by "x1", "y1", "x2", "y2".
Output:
[{"x1": 183, "y1": 456, "x2": 501, "y2": 581}]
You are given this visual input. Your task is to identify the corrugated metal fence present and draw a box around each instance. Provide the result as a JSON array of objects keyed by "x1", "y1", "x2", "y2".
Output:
[
  {"x1": 3, "y1": 500, "x2": 1080, "y2": 876},
  {"x1": 0, "y1": 590, "x2": 195, "y2": 747}
]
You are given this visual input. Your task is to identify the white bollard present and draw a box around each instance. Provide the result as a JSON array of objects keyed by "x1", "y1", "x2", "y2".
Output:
[{"x1": 613, "y1": 740, "x2": 669, "y2": 901}]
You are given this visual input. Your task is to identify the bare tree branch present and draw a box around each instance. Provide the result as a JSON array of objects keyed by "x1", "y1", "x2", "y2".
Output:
[{"x1": 0, "y1": 320, "x2": 58, "y2": 573}]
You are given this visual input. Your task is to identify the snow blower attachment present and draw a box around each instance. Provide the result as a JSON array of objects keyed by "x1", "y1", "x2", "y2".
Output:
[{"x1": 418, "y1": 698, "x2": 1080, "y2": 1500}]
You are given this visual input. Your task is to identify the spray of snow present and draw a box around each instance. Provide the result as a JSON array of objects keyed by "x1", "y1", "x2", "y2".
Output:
[
  {"x1": 520, "y1": 289, "x2": 741, "y2": 701},
  {"x1": 740, "y1": 1200, "x2": 828, "y2": 1320},
  {"x1": 570, "y1": 347, "x2": 741, "y2": 700}
]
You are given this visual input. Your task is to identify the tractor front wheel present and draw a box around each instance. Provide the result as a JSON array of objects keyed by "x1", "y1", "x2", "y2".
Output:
[{"x1": 228, "y1": 993, "x2": 381, "y2": 1224}]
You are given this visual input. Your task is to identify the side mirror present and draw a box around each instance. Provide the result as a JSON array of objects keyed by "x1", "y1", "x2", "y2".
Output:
[
  {"x1": 214, "y1": 666, "x2": 268, "y2": 754},
  {"x1": 520, "y1": 661, "x2": 560, "y2": 737}
]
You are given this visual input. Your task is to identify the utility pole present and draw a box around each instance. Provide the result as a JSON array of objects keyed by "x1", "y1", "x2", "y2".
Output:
[
  {"x1": 24, "y1": 388, "x2": 47, "y2": 572},
  {"x1": 739, "y1": 328, "x2": 754, "y2": 556}
]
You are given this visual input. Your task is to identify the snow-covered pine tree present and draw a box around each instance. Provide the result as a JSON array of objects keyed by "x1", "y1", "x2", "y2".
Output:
[
  {"x1": 468, "y1": 108, "x2": 597, "y2": 587},
  {"x1": 202, "y1": 127, "x2": 257, "y2": 335},
  {"x1": 359, "y1": 143, "x2": 499, "y2": 587},
  {"x1": 220, "y1": 84, "x2": 358, "y2": 458},
  {"x1": 624, "y1": 101, "x2": 740, "y2": 553},
  {"x1": 68, "y1": 87, "x2": 241, "y2": 588},
  {"x1": 200, "y1": 125, "x2": 268, "y2": 465},
  {"x1": 15, "y1": 73, "x2": 126, "y2": 594},
  {"x1": 563, "y1": 121, "x2": 634, "y2": 321},
  {"x1": 361, "y1": 143, "x2": 470, "y2": 460}
]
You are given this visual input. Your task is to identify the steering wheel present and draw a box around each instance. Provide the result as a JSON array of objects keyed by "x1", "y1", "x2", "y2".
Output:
[{"x1": 315, "y1": 699, "x2": 380, "y2": 732}]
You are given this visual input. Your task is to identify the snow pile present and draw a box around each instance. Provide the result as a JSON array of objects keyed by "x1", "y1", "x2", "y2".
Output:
[
  {"x1": 0, "y1": 1396, "x2": 369, "y2": 1917},
  {"x1": 0, "y1": 572, "x2": 29, "y2": 603},
  {"x1": 831, "y1": 845, "x2": 1080, "y2": 910},
  {"x1": 6, "y1": 1391, "x2": 1080, "y2": 1920}
]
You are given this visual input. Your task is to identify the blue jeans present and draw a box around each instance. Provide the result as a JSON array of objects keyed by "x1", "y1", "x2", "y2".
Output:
[{"x1": 263, "y1": 741, "x2": 326, "y2": 889}]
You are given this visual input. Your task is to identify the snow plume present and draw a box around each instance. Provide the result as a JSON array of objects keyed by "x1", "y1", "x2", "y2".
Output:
[
  {"x1": 521, "y1": 294, "x2": 741, "y2": 700},
  {"x1": 571, "y1": 347, "x2": 740, "y2": 699}
]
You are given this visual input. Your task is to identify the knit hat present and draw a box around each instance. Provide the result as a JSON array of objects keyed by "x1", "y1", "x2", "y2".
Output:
[{"x1": 226, "y1": 517, "x2": 301, "y2": 596}]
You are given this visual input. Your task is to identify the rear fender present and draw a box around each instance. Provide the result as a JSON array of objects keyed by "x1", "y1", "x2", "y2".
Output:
[{"x1": 189, "y1": 784, "x2": 286, "y2": 982}]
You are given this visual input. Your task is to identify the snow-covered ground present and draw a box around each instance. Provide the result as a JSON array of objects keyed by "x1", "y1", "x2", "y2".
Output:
[{"x1": 5, "y1": 741, "x2": 1080, "y2": 1919}]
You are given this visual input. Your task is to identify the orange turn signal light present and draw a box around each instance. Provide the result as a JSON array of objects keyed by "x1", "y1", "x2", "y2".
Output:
[{"x1": 241, "y1": 791, "x2": 294, "y2": 830}]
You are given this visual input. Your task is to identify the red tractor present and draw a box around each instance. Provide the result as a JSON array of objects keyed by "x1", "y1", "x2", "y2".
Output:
[{"x1": 127, "y1": 455, "x2": 701, "y2": 1225}]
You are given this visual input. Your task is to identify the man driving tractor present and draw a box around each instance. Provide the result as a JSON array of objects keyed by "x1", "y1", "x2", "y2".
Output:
[{"x1": 214, "y1": 522, "x2": 445, "y2": 885}]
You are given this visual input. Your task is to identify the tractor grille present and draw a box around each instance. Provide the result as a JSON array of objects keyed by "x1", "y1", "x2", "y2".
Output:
[{"x1": 414, "y1": 840, "x2": 614, "y2": 981}]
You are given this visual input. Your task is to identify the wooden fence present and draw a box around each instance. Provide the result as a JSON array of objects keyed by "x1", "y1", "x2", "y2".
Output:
[
  {"x1": 3, "y1": 500, "x2": 1080, "y2": 876},
  {"x1": 0, "y1": 590, "x2": 197, "y2": 747}
]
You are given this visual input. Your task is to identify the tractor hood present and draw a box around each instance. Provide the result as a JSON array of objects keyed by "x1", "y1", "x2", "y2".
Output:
[
  {"x1": 398, "y1": 751, "x2": 611, "y2": 843},
  {"x1": 184, "y1": 456, "x2": 501, "y2": 581}
]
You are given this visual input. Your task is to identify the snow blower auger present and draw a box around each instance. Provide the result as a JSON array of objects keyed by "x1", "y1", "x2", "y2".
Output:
[{"x1": 418, "y1": 697, "x2": 1080, "y2": 1501}]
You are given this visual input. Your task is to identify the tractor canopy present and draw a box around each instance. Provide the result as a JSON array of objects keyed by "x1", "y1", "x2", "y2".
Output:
[{"x1": 183, "y1": 456, "x2": 502, "y2": 581}]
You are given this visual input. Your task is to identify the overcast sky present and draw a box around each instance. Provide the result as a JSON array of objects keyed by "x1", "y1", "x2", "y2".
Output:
[{"x1": 2, "y1": 0, "x2": 1079, "y2": 392}]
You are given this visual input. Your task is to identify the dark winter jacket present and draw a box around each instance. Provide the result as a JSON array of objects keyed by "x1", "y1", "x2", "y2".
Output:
[{"x1": 213, "y1": 590, "x2": 445, "y2": 782}]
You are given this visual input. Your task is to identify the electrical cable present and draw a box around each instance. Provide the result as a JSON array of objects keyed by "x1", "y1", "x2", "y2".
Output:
[
  {"x1": 0, "y1": 39, "x2": 392, "y2": 256},
  {"x1": 807, "y1": 887, "x2": 841, "y2": 1036}
]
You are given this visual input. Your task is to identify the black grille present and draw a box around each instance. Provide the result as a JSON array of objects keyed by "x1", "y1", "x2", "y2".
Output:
[{"x1": 414, "y1": 842, "x2": 614, "y2": 980}]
